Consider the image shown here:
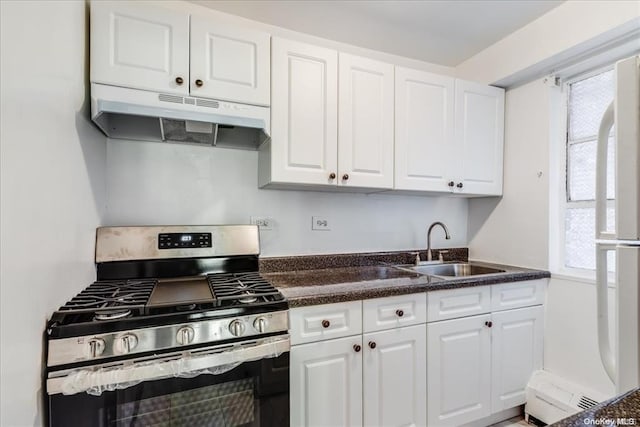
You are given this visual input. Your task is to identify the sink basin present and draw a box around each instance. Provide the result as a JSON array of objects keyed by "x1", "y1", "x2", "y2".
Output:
[{"x1": 410, "y1": 263, "x2": 505, "y2": 277}]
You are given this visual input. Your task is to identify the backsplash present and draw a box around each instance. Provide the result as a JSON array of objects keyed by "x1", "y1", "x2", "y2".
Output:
[
  {"x1": 259, "y1": 248, "x2": 468, "y2": 273},
  {"x1": 105, "y1": 140, "x2": 469, "y2": 257}
]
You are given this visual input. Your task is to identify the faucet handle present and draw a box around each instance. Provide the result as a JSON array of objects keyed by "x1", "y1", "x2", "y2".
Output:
[
  {"x1": 410, "y1": 252, "x2": 421, "y2": 265},
  {"x1": 438, "y1": 250, "x2": 449, "y2": 262}
]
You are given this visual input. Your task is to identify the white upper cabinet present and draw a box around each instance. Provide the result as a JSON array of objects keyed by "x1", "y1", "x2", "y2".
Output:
[
  {"x1": 268, "y1": 37, "x2": 339, "y2": 186},
  {"x1": 190, "y1": 16, "x2": 270, "y2": 105},
  {"x1": 91, "y1": 1, "x2": 189, "y2": 95},
  {"x1": 394, "y1": 70, "x2": 504, "y2": 196},
  {"x1": 454, "y1": 80, "x2": 505, "y2": 195},
  {"x1": 395, "y1": 67, "x2": 455, "y2": 192},
  {"x1": 338, "y1": 54, "x2": 394, "y2": 189},
  {"x1": 91, "y1": 2, "x2": 271, "y2": 104}
]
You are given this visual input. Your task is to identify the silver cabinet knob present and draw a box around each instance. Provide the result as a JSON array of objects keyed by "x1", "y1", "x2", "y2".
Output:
[
  {"x1": 253, "y1": 317, "x2": 268, "y2": 333},
  {"x1": 115, "y1": 334, "x2": 138, "y2": 354},
  {"x1": 87, "y1": 338, "x2": 106, "y2": 358},
  {"x1": 229, "y1": 320, "x2": 245, "y2": 337},
  {"x1": 176, "y1": 326, "x2": 195, "y2": 345}
]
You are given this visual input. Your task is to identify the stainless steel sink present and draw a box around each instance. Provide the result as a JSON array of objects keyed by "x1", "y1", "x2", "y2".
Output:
[{"x1": 409, "y1": 263, "x2": 505, "y2": 277}]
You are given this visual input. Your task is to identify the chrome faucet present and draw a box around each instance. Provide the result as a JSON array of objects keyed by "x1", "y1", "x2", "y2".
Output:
[{"x1": 426, "y1": 222, "x2": 451, "y2": 262}]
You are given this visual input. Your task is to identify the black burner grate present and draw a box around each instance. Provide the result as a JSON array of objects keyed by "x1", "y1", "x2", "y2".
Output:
[
  {"x1": 57, "y1": 280, "x2": 156, "y2": 315},
  {"x1": 207, "y1": 272, "x2": 283, "y2": 306}
]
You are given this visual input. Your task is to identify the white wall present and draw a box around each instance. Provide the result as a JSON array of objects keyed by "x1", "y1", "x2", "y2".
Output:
[
  {"x1": 467, "y1": 79, "x2": 549, "y2": 269},
  {"x1": 106, "y1": 141, "x2": 468, "y2": 256},
  {"x1": 456, "y1": 0, "x2": 640, "y2": 85},
  {"x1": 466, "y1": 78, "x2": 616, "y2": 395},
  {"x1": 171, "y1": 0, "x2": 455, "y2": 76},
  {"x1": 465, "y1": 72, "x2": 614, "y2": 392},
  {"x1": 101, "y1": 2, "x2": 467, "y2": 256},
  {"x1": 463, "y1": 1, "x2": 637, "y2": 395},
  {"x1": 0, "y1": 1, "x2": 106, "y2": 426},
  {"x1": 545, "y1": 278, "x2": 617, "y2": 396}
]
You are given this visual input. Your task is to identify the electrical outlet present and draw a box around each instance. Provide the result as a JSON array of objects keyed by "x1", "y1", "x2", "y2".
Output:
[
  {"x1": 250, "y1": 216, "x2": 274, "y2": 231},
  {"x1": 312, "y1": 216, "x2": 331, "y2": 231}
]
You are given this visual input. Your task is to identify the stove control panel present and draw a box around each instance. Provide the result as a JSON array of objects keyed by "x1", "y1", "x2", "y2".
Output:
[
  {"x1": 158, "y1": 233, "x2": 212, "y2": 249},
  {"x1": 47, "y1": 310, "x2": 289, "y2": 367}
]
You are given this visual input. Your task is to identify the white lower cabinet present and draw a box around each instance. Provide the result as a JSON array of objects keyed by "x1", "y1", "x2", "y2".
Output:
[
  {"x1": 491, "y1": 306, "x2": 544, "y2": 412},
  {"x1": 290, "y1": 335, "x2": 363, "y2": 427},
  {"x1": 290, "y1": 286, "x2": 545, "y2": 427},
  {"x1": 290, "y1": 297, "x2": 427, "y2": 427},
  {"x1": 427, "y1": 314, "x2": 492, "y2": 426},
  {"x1": 363, "y1": 324, "x2": 427, "y2": 427},
  {"x1": 427, "y1": 303, "x2": 544, "y2": 427}
]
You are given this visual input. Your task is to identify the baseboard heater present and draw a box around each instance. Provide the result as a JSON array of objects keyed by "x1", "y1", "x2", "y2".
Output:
[{"x1": 525, "y1": 370, "x2": 609, "y2": 424}]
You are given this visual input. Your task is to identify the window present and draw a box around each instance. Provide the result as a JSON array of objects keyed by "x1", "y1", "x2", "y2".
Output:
[{"x1": 563, "y1": 68, "x2": 615, "y2": 273}]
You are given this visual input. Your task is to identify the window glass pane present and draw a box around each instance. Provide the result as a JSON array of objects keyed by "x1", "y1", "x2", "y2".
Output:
[
  {"x1": 569, "y1": 70, "x2": 614, "y2": 141},
  {"x1": 568, "y1": 137, "x2": 615, "y2": 201},
  {"x1": 565, "y1": 207, "x2": 615, "y2": 271},
  {"x1": 608, "y1": 250, "x2": 616, "y2": 275}
]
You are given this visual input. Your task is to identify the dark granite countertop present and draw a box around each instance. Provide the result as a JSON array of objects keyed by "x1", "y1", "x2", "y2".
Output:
[
  {"x1": 260, "y1": 252, "x2": 550, "y2": 307},
  {"x1": 550, "y1": 387, "x2": 640, "y2": 426}
]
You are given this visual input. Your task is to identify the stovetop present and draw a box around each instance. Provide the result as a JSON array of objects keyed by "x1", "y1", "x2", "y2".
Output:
[
  {"x1": 46, "y1": 225, "x2": 291, "y2": 368},
  {"x1": 48, "y1": 272, "x2": 287, "y2": 338}
]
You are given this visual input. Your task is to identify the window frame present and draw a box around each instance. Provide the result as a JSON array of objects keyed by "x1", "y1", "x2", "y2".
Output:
[{"x1": 550, "y1": 64, "x2": 616, "y2": 283}]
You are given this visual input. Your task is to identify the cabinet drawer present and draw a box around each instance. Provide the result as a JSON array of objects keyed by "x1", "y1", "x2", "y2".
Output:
[
  {"x1": 491, "y1": 279, "x2": 546, "y2": 312},
  {"x1": 363, "y1": 293, "x2": 426, "y2": 332},
  {"x1": 290, "y1": 301, "x2": 362, "y2": 345},
  {"x1": 427, "y1": 286, "x2": 491, "y2": 322}
]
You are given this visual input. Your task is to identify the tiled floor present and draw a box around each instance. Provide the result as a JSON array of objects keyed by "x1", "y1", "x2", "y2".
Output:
[{"x1": 489, "y1": 416, "x2": 531, "y2": 427}]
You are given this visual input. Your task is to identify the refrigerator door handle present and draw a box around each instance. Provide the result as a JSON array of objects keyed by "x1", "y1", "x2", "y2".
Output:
[
  {"x1": 596, "y1": 243, "x2": 616, "y2": 382},
  {"x1": 595, "y1": 101, "x2": 615, "y2": 241}
]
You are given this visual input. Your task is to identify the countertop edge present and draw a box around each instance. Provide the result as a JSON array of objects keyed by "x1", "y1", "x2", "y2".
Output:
[{"x1": 280, "y1": 269, "x2": 551, "y2": 308}]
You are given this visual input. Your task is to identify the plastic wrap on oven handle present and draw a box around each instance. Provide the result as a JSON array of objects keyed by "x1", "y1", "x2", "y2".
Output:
[{"x1": 52, "y1": 336, "x2": 289, "y2": 396}]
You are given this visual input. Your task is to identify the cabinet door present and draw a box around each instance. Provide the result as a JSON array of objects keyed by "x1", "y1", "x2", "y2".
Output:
[
  {"x1": 190, "y1": 16, "x2": 270, "y2": 105},
  {"x1": 395, "y1": 67, "x2": 455, "y2": 192},
  {"x1": 290, "y1": 336, "x2": 363, "y2": 427},
  {"x1": 271, "y1": 38, "x2": 338, "y2": 185},
  {"x1": 90, "y1": 1, "x2": 189, "y2": 95},
  {"x1": 338, "y1": 54, "x2": 394, "y2": 189},
  {"x1": 427, "y1": 314, "x2": 492, "y2": 426},
  {"x1": 454, "y1": 80, "x2": 505, "y2": 195},
  {"x1": 363, "y1": 325, "x2": 427, "y2": 427},
  {"x1": 491, "y1": 306, "x2": 544, "y2": 412}
]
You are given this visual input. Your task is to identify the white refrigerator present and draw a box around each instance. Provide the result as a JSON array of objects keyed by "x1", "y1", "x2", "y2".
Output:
[{"x1": 595, "y1": 54, "x2": 640, "y2": 394}]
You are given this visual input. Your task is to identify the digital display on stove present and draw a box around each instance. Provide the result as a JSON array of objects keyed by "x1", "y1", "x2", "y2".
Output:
[{"x1": 158, "y1": 233, "x2": 212, "y2": 249}]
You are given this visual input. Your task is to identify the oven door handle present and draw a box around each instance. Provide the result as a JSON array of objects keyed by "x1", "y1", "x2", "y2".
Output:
[{"x1": 47, "y1": 335, "x2": 290, "y2": 396}]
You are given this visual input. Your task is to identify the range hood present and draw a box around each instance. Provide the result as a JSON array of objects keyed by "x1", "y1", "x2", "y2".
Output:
[{"x1": 90, "y1": 83, "x2": 270, "y2": 150}]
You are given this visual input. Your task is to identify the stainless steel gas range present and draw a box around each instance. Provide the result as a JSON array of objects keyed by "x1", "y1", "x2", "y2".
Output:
[{"x1": 45, "y1": 225, "x2": 290, "y2": 427}]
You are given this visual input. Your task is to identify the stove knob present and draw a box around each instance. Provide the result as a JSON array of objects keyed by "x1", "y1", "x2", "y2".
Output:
[
  {"x1": 87, "y1": 338, "x2": 105, "y2": 358},
  {"x1": 229, "y1": 320, "x2": 245, "y2": 337},
  {"x1": 253, "y1": 317, "x2": 268, "y2": 333},
  {"x1": 176, "y1": 326, "x2": 195, "y2": 345},
  {"x1": 115, "y1": 334, "x2": 138, "y2": 354}
]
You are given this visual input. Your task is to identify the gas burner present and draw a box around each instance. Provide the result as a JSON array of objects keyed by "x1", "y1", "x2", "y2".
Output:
[
  {"x1": 208, "y1": 272, "x2": 283, "y2": 306},
  {"x1": 238, "y1": 294, "x2": 258, "y2": 304},
  {"x1": 51, "y1": 280, "x2": 156, "y2": 325},
  {"x1": 94, "y1": 309, "x2": 132, "y2": 321}
]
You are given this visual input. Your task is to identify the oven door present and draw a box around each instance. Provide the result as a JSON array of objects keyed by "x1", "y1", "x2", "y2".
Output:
[{"x1": 46, "y1": 336, "x2": 289, "y2": 427}]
